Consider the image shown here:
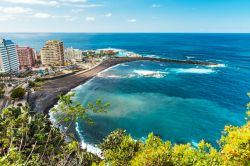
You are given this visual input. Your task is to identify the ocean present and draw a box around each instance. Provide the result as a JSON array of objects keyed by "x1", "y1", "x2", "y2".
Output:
[{"x1": 1, "y1": 33, "x2": 250, "y2": 149}]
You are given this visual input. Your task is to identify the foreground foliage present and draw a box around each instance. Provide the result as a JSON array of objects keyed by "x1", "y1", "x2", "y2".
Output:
[
  {"x1": 0, "y1": 93, "x2": 249, "y2": 166},
  {"x1": 0, "y1": 106, "x2": 101, "y2": 165},
  {"x1": 0, "y1": 93, "x2": 109, "y2": 165}
]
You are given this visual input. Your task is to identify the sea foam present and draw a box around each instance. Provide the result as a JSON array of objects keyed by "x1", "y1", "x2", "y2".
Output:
[
  {"x1": 133, "y1": 70, "x2": 168, "y2": 78},
  {"x1": 208, "y1": 63, "x2": 226, "y2": 68},
  {"x1": 186, "y1": 56, "x2": 195, "y2": 59},
  {"x1": 172, "y1": 68, "x2": 215, "y2": 74},
  {"x1": 145, "y1": 55, "x2": 160, "y2": 58},
  {"x1": 76, "y1": 122, "x2": 103, "y2": 158}
]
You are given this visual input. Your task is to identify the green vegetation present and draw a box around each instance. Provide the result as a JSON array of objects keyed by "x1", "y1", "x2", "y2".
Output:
[
  {"x1": 96, "y1": 51, "x2": 117, "y2": 58},
  {"x1": 0, "y1": 88, "x2": 5, "y2": 98},
  {"x1": 0, "y1": 106, "x2": 100, "y2": 165},
  {"x1": 0, "y1": 83, "x2": 5, "y2": 98},
  {"x1": 10, "y1": 87, "x2": 26, "y2": 99},
  {"x1": 28, "y1": 81, "x2": 36, "y2": 87},
  {"x1": 18, "y1": 71, "x2": 33, "y2": 78},
  {"x1": 0, "y1": 93, "x2": 109, "y2": 165},
  {"x1": 35, "y1": 77, "x2": 45, "y2": 83},
  {"x1": 29, "y1": 78, "x2": 45, "y2": 90},
  {"x1": 0, "y1": 93, "x2": 249, "y2": 165}
]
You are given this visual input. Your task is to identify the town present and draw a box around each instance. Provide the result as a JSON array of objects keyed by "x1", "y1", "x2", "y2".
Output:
[{"x1": 0, "y1": 38, "x2": 141, "y2": 109}]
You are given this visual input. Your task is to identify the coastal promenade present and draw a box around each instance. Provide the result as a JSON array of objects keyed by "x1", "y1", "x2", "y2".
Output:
[{"x1": 28, "y1": 57, "x2": 217, "y2": 114}]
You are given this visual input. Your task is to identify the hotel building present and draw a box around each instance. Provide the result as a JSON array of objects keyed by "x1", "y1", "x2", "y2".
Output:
[
  {"x1": 40, "y1": 40, "x2": 65, "y2": 66},
  {"x1": 17, "y1": 46, "x2": 36, "y2": 69},
  {"x1": 64, "y1": 47, "x2": 83, "y2": 63},
  {"x1": 0, "y1": 39, "x2": 19, "y2": 73}
]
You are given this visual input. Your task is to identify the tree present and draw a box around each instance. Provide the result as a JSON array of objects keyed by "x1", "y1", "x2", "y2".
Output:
[
  {"x1": 28, "y1": 81, "x2": 36, "y2": 88},
  {"x1": 99, "y1": 129, "x2": 140, "y2": 166},
  {"x1": 0, "y1": 92, "x2": 109, "y2": 165},
  {"x1": 0, "y1": 87, "x2": 5, "y2": 98},
  {"x1": 11, "y1": 87, "x2": 26, "y2": 99},
  {"x1": 51, "y1": 92, "x2": 110, "y2": 125}
]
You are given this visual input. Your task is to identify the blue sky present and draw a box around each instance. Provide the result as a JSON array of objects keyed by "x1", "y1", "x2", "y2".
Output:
[{"x1": 0, "y1": 0, "x2": 249, "y2": 32}]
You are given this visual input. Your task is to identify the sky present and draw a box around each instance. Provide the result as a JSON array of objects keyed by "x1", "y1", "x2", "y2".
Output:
[{"x1": 0, "y1": 0, "x2": 250, "y2": 32}]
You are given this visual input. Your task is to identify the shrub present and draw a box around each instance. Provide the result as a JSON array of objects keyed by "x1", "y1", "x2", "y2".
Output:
[
  {"x1": 11, "y1": 87, "x2": 25, "y2": 99},
  {"x1": 0, "y1": 83, "x2": 5, "y2": 89},
  {"x1": 28, "y1": 81, "x2": 36, "y2": 87},
  {"x1": 0, "y1": 88, "x2": 5, "y2": 98},
  {"x1": 35, "y1": 77, "x2": 45, "y2": 82}
]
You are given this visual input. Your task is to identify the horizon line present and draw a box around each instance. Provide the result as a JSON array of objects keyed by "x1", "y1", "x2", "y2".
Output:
[{"x1": 1, "y1": 32, "x2": 250, "y2": 34}]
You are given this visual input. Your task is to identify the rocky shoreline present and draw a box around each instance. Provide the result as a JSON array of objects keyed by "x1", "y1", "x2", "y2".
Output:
[{"x1": 28, "y1": 57, "x2": 217, "y2": 114}]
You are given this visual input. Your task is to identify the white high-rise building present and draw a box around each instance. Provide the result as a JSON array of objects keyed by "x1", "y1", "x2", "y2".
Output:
[{"x1": 0, "y1": 39, "x2": 20, "y2": 73}]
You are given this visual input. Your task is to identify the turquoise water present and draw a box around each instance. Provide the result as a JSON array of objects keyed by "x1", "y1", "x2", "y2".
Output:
[
  {"x1": 73, "y1": 60, "x2": 246, "y2": 148},
  {"x1": 1, "y1": 33, "x2": 249, "y2": 148}
]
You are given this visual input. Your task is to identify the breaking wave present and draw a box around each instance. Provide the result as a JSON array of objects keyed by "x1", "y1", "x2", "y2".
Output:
[
  {"x1": 133, "y1": 70, "x2": 168, "y2": 78},
  {"x1": 208, "y1": 63, "x2": 226, "y2": 68},
  {"x1": 186, "y1": 56, "x2": 195, "y2": 59},
  {"x1": 75, "y1": 122, "x2": 103, "y2": 158},
  {"x1": 172, "y1": 68, "x2": 215, "y2": 74},
  {"x1": 145, "y1": 55, "x2": 160, "y2": 58}
]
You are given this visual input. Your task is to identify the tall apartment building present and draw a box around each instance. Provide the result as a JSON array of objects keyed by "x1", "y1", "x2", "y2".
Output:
[
  {"x1": 40, "y1": 40, "x2": 65, "y2": 66},
  {"x1": 17, "y1": 46, "x2": 36, "y2": 69},
  {"x1": 0, "y1": 39, "x2": 20, "y2": 73}
]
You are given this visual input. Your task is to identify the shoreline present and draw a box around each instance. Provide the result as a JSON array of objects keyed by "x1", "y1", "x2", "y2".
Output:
[{"x1": 28, "y1": 56, "x2": 218, "y2": 114}]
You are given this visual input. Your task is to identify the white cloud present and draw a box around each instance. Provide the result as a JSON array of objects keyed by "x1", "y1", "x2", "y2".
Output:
[
  {"x1": 104, "y1": 13, "x2": 112, "y2": 17},
  {"x1": 3, "y1": 0, "x2": 101, "y2": 9},
  {"x1": 71, "y1": 4, "x2": 104, "y2": 8},
  {"x1": 33, "y1": 12, "x2": 51, "y2": 18},
  {"x1": 1, "y1": 7, "x2": 32, "y2": 14},
  {"x1": 71, "y1": 9, "x2": 84, "y2": 13},
  {"x1": 65, "y1": 16, "x2": 77, "y2": 21},
  {"x1": 33, "y1": 13, "x2": 76, "y2": 20},
  {"x1": 59, "y1": 0, "x2": 87, "y2": 2},
  {"x1": 85, "y1": 16, "x2": 95, "y2": 21},
  {"x1": 0, "y1": 15, "x2": 16, "y2": 21},
  {"x1": 5, "y1": 0, "x2": 59, "y2": 6},
  {"x1": 151, "y1": 4, "x2": 161, "y2": 8},
  {"x1": 128, "y1": 19, "x2": 137, "y2": 23}
]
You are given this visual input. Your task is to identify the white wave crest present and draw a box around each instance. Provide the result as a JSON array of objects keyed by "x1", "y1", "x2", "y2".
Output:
[
  {"x1": 145, "y1": 55, "x2": 160, "y2": 58},
  {"x1": 81, "y1": 141, "x2": 102, "y2": 158},
  {"x1": 173, "y1": 68, "x2": 215, "y2": 74},
  {"x1": 134, "y1": 70, "x2": 168, "y2": 78},
  {"x1": 191, "y1": 140, "x2": 199, "y2": 148},
  {"x1": 75, "y1": 122, "x2": 103, "y2": 158},
  {"x1": 186, "y1": 56, "x2": 195, "y2": 59},
  {"x1": 208, "y1": 63, "x2": 226, "y2": 68},
  {"x1": 120, "y1": 64, "x2": 129, "y2": 67}
]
